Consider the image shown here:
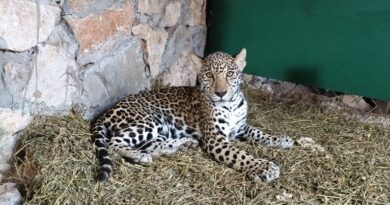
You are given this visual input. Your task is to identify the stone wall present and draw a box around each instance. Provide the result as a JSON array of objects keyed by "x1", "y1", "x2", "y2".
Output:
[
  {"x1": 0, "y1": 0, "x2": 206, "y2": 199},
  {"x1": 1, "y1": 0, "x2": 206, "y2": 118}
]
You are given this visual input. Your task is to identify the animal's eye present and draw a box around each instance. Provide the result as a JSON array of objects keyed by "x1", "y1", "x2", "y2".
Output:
[
  {"x1": 227, "y1": 71, "x2": 235, "y2": 77},
  {"x1": 205, "y1": 72, "x2": 213, "y2": 78}
]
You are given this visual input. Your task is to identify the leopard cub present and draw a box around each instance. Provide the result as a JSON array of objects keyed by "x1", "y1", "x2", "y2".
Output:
[{"x1": 92, "y1": 48, "x2": 294, "y2": 182}]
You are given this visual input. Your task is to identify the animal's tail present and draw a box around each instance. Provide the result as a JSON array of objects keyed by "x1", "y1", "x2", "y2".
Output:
[{"x1": 91, "y1": 118, "x2": 112, "y2": 181}]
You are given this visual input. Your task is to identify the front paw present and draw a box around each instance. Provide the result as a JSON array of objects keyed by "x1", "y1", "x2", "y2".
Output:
[
  {"x1": 246, "y1": 161, "x2": 280, "y2": 182},
  {"x1": 279, "y1": 136, "x2": 294, "y2": 149}
]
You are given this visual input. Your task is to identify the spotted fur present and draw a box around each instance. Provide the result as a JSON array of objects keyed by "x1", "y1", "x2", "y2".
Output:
[{"x1": 92, "y1": 49, "x2": 294, "y2": 182}]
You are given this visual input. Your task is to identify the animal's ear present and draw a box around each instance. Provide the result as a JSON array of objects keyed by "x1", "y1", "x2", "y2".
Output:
[{"x1": 234, "y1": 48, "x2": 247, "y2": 71}]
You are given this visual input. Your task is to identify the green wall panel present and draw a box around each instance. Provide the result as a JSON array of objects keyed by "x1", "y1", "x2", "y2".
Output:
[{"x1": 207, "y1": 0, "x2": 390, "y2": 100}]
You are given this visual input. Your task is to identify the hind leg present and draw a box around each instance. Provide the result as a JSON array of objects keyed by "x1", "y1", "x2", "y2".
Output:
[
  {"x1": 117, "y1": 148, "x2": 153, "y2": 164},
  {"x1": 142, "y1": 136, "x2": 199, "y2": 156},
  {"x1": 110, "y1": 136, "x2": 154, "y2": 164},
  {"x1": 112, "y1": 134, "x2": 198, "y2": 164}
]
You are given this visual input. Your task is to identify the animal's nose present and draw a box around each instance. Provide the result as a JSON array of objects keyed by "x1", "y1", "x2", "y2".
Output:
[{"x1": 215, "y1": 91, "x2": 227, "y2": 98}]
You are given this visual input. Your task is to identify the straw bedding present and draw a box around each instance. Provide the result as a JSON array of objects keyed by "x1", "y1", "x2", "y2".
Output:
[{"x1": 5, "y1": 88, "x2": 390, "y2": 204}]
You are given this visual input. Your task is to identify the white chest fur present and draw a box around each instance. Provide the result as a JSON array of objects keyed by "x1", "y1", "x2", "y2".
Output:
[
  {"x1": 227, "y1": 99, "x2": 247, "y2": 136},
  {"x1": 212, "y1": 94, "x2": 248, "y2": 139}
]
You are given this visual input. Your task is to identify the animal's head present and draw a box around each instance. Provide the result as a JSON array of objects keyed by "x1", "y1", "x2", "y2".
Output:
[{"x1": 198, "y1": 48, "x2": 247, "y2": 102}]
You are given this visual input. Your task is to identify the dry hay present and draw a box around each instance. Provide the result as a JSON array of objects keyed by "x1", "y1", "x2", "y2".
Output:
[{"x1": 5, "y1": 88, "x2": 390, "y2": 204}]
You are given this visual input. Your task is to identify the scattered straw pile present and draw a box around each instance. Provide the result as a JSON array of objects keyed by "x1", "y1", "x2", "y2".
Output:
[{"x1": 5, "y1": 88, "x2": 390, "y2": 204}]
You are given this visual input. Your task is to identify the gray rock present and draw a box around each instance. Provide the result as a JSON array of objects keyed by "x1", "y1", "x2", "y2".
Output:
[
  {"x1": 0, "y1": 37, "x2": 7, "y2": 49},
  {"x1": 80, "y1": 39, "x2": 149, "y2": 119},
  {"x1": 36, "y1": 0, "x2": 62, "y2": 6},
  {"x1": 0, "y1": 62, "x2": 32, "y2": 108},
  {"x1": 0, "y1": 22, "x2": 80, "y2": 115},
  {"x1": 189, "y1": 25, "x2": 207, "y2": 57},
  {"x1": 181, "y1": 0, "x2": 205, "y2": 26},
  {"x1": 0, "y1": 49, "x2": 35, "y2": 65},
  {"x1": 0, "y1": 165, "x2": 9, "y2": 174},
  {"x1": 137, "y1": 0, "x2": 180, "y2": 28},
  {"x1": 22, "y1": 43, "x2": 78, "y2": 115},
  {"x1": 0, "y1": 49, "x2": 35, "y2": 109},
  {"x1": 0, "y1": 183, "x2": 22, "y2": 205},
  {"x1": 162, "y1": 50, "x2": 202, "y2": 86},
  {"x1": 0, "y1": 109, "x2": 32, "y2": 172},
  {"x1": 46, "y1": 23, "x2": 78, "y2": 58},
  {"x1": 159, "y1": 0, "x2": 181, "y2": 27},
  {"x1": 2, "y1": 62, "x2": 32, "y2": 97},
  {"x1": 161, "y1": 25, "x2": 192, "y2": 71},
  {"x1": 0, "y1": 0, "x2": 61, "y2": 51},
  {"x1": 0, "y1": 79, "x2": 13, "y2": 108},
  {"x1": 63, "y1": 0, "x2": 116, "y2": 18},
  {"x1": 132, "y1": 24, "x2": 168, "y2": 78},
  {"x1": 64, "y1": 1, "x2": 135, "y2": 66},
  {"x1": 138, "y1": 0, "x2": 167, "y2": 14}
]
